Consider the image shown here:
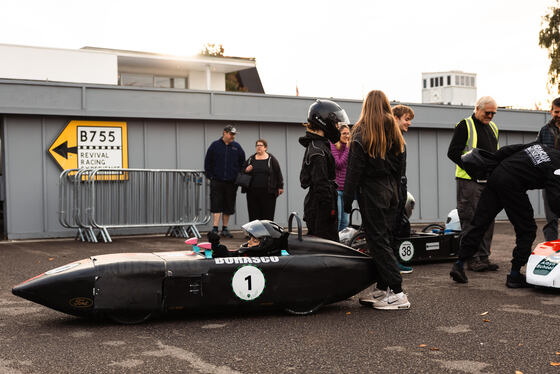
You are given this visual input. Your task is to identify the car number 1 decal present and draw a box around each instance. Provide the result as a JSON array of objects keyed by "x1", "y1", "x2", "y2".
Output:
[
  {"x1": 399, "y1": 241, "x2": 414, "y2": 262},
  {"x1": 232, "y1": 265, "x2": 265, "y2": 301}
]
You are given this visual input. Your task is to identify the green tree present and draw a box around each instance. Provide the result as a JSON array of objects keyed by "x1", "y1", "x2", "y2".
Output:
[
  {"x1": 539, "y1": 2, "x2": 560, "y2": 93},
  {"x1": 200, "y1": 43, "x2": 224, "y2": 57},
  {"x1": 199, "y1": 43, "x2": 247, "y2": 92}
]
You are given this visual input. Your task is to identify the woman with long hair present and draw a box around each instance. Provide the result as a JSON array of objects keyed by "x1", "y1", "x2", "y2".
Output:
[
  {"x1": 331, "y1": 124, "x2": 351, "y2": 231},
  {"x1": 343, "y1": 90, "x2": 410, "y2": 310}
]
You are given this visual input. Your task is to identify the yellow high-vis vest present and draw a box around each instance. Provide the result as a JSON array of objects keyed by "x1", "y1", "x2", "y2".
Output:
[{"x1": 455, "y1": 117, "x2": 499, "y2": 180}]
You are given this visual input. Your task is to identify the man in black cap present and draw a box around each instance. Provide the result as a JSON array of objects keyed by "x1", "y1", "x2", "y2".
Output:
[{"x1": 204, "y1": 125, "x2": 246, "y2": 238}]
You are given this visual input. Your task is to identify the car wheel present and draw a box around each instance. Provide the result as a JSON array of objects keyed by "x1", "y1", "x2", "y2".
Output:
[
  {"x1": 421, "y1": 224, "x2": 444, "y2": 233},
  {"x1": 284, "y1": 302, "x2": 323, "y2": 316},
  {"x1": 107, "y1": 310, "x2": 152, "y2": 325}
]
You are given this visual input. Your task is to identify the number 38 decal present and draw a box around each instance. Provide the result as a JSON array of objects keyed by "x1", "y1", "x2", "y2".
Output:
[
  {"x1": 232, "y1": 265, "x2": 266, "y2": 301},
  {"x1": 399, "y1": 241, "x2": 414, "y2": 262}
]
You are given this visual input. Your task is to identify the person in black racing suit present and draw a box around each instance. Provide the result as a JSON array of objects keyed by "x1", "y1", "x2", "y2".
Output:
[
  {"x1": 450, "y1": 143, "x2": 560, "y2": 288},
  {"x1": 343, "y1": 90, "x2": 409, "y2": 310},
  {"x1": 299, "y1": 99, "x2": 349, "y2": 242}
]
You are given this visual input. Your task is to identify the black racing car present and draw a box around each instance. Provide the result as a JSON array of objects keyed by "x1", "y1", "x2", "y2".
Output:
[{"x1": 12, "y1": 214, "x2": 376, "y2": 324}]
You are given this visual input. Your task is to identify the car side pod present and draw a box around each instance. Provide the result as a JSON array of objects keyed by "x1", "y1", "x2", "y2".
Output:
[{"x1": 526, "y1": 241, "x2": 560, "y2": 288}]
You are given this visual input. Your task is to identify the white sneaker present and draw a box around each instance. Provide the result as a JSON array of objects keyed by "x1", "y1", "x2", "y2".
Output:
[
  {"x1": 358, "y1": 287, "x2": 388, "y2": 307},
  {"x1": 371, "y1": 287, "x2": 388, "y2": 300},
  {"x1": 373, "y1": 290, "x2": 410, "y2": 310}
]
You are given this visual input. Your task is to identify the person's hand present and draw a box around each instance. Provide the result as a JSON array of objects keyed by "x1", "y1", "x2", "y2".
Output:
[
  {"x1": 207, "y1": 230, "x2": 220, "y2": 245},
  {"x1": 278, "y1": 188, "x2": 284, "y2": 196},
  {"x1": 245, "y1": 165, "x2": 253, "y2": 173}
]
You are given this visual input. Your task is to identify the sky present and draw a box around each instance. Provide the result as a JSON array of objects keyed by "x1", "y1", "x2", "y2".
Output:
[{"x1": 0, "y1": 0, "x2": 557, "y2": 109}]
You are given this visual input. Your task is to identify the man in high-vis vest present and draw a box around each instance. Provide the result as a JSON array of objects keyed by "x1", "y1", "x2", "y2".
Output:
[{"x1": 447, "y1": 96, "x2": 499, "y2": 272}]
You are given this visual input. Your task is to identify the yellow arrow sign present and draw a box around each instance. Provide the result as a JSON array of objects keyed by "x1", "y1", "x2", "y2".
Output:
[{"x1": 48, "y1": 120, "x2": 128, "y2": 171}]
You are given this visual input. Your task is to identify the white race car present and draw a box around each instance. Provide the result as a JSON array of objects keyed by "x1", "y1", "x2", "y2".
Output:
[{"x1": 526, "y1": 241, "x2": 560, "y2": 288}]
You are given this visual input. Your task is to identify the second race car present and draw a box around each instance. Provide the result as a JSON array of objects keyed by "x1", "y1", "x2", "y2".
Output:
[{"x1": 526, "y1": 240, "x2": 560, "y2": 288}]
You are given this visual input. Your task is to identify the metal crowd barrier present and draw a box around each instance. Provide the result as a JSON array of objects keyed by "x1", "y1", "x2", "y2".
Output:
[{"x1": 59, "y1": 168, "x2": 210, "y2": 243}]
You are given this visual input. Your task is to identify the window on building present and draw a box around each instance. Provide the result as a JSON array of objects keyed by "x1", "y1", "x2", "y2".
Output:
[
  {"x1": 472, "y1": 77, "x2": 476, "y2": 87},
  {"x1": 155, "y1": 76, "x2": 172, "y2": 88},
  {"x1": 423, "y1": 79, "x2": 427, "y2": 89},
  {"x1": 120, "y1": 73, "x2": 154, "y2": 87},
  {"x1": 430, "y1": 78, "x2": 434, "y2": 87},
  {"x1": 460, "y1": 76, "x2": 465, "y2": 85},
  {"x1": 455, "y1": 76, "x2": 459, "y2": 85},
  {"x1": 119, "y1": 73, "x2": 188, "y2": 89},
  {"x1": 173, "y1": 77, "x2": 187, "y2": 89},
  {"x1": 447, "y1": 76, "x2": 451, "y2": 85},
  {"x1": 439, "y1": 76, "x2": 443, "y2": 86}
]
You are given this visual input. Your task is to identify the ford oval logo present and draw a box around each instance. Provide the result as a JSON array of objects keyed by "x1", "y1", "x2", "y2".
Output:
[{"x1": 69, "y1": 297, "x2": 93, "y2": 308}]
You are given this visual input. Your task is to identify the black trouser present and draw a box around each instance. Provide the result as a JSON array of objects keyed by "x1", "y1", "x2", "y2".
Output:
[
  {"x1": 456, "y1": 178, "x2": 494, "y2": 260},
  {"x1": 246, "y1": 187, "x2": 277, "y2": 221},
  {"x1": 458, "y1": 171, "x2": 536, "y2": 270},
  {"x1": 392, "y1": 178, "x2": 410, "y2": 262},
  {"x1": 304, "y1": 188, "x2": 338, "y2": 242},
  {"x1": 542, "y1": 189, "x2": 559, "y2": 241},
  {"x1": 359, "y1": 176, "x2": 402, "y2": 293}
]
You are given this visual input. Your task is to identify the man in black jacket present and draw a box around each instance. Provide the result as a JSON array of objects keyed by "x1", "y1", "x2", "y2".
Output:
[
  {"x1": 204, "y1": 125, "x2": 246, "y2": 238},
  {"x1": 448, "y1": 96, "x2": 499, "y2": 272},
  {"x1": 450, "y1": 143, "x2": 560, "y2": 288}
]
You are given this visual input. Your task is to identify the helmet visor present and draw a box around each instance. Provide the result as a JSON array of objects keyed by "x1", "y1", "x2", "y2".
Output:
[
  {"x1": 241, "y1": 220, "x2": 270, "y2": 239},
  {"x1": 334, "y1": 109, "x2": 350, "y2": 125}
]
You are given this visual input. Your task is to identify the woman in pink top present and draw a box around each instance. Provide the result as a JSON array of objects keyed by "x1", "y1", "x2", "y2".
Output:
[{"x1": 331, "y1": 124, "x2": 351, "y2": 231}]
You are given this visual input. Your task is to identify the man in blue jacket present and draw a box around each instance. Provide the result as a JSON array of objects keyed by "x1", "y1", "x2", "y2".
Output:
[{"x1": 204, "y1": 125, "x2": 246, "y2": 238}]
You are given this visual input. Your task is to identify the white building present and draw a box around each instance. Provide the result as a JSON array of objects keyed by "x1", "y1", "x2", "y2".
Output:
[
  {"x1": 421, "y1": 71, "x2": 476, "y2": 105},
  {"x1": 0, "y1": 43, "x2": 262, "y2": 92}
]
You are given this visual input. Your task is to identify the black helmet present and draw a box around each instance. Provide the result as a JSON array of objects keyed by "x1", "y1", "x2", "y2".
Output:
[
  {"x1": 240, "y1": 220, "x2": 285, "y2": 255},
  {"x1": 307, "y1": 99, "x2": 349, "y2": 143},
  {"x1": 461, "y1": 148, "x2": 498, "y2": 180}
]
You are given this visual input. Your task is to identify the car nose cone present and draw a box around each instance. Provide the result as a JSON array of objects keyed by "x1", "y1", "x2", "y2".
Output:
[{"x1": 12, "y1": 259, "x2": 96, "y2": 317}]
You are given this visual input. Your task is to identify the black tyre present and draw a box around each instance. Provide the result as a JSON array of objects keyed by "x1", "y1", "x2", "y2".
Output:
[
  {"x1": 107, "y1": 310, "x2": 152, "y2": 325},
  {"x1": 284, "y1": 302, "x2": 323, "y2": 316},
  {"x1": 421, "y1": 224, "x2": 444, "y2": 233}
]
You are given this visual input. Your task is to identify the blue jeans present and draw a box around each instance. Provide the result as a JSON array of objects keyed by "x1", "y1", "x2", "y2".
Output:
[{"x1": 337, "y1": 190, "x2": 349, "y2": 231}]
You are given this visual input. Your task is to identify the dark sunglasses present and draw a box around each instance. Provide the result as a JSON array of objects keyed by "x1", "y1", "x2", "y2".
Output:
[{"x1": 485, "y1": 111, "x2": 497, "y2": 116}]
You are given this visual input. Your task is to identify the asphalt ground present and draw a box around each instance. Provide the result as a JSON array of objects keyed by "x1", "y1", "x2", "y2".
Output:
[{"x1": 1, "y1": 221, "x2": 559, "y2": 374}]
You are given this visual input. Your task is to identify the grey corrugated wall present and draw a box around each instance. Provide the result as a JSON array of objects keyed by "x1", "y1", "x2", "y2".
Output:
[{"x1": 0, "y1": 80, "x2": 550, "y2": 239}]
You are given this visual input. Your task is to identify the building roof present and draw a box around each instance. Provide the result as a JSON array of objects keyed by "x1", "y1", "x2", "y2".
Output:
[
  {"x1": 81, "y1": 46, "x2": 256, "y2": 74},
  {"x1": 422, "y1": 70, "x2": 476, "y2": 76}
]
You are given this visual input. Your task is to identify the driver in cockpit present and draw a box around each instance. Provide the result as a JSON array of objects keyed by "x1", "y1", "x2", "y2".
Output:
[{"x1": 207, "y1": 219, "x2": 288, "y2": 257}]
